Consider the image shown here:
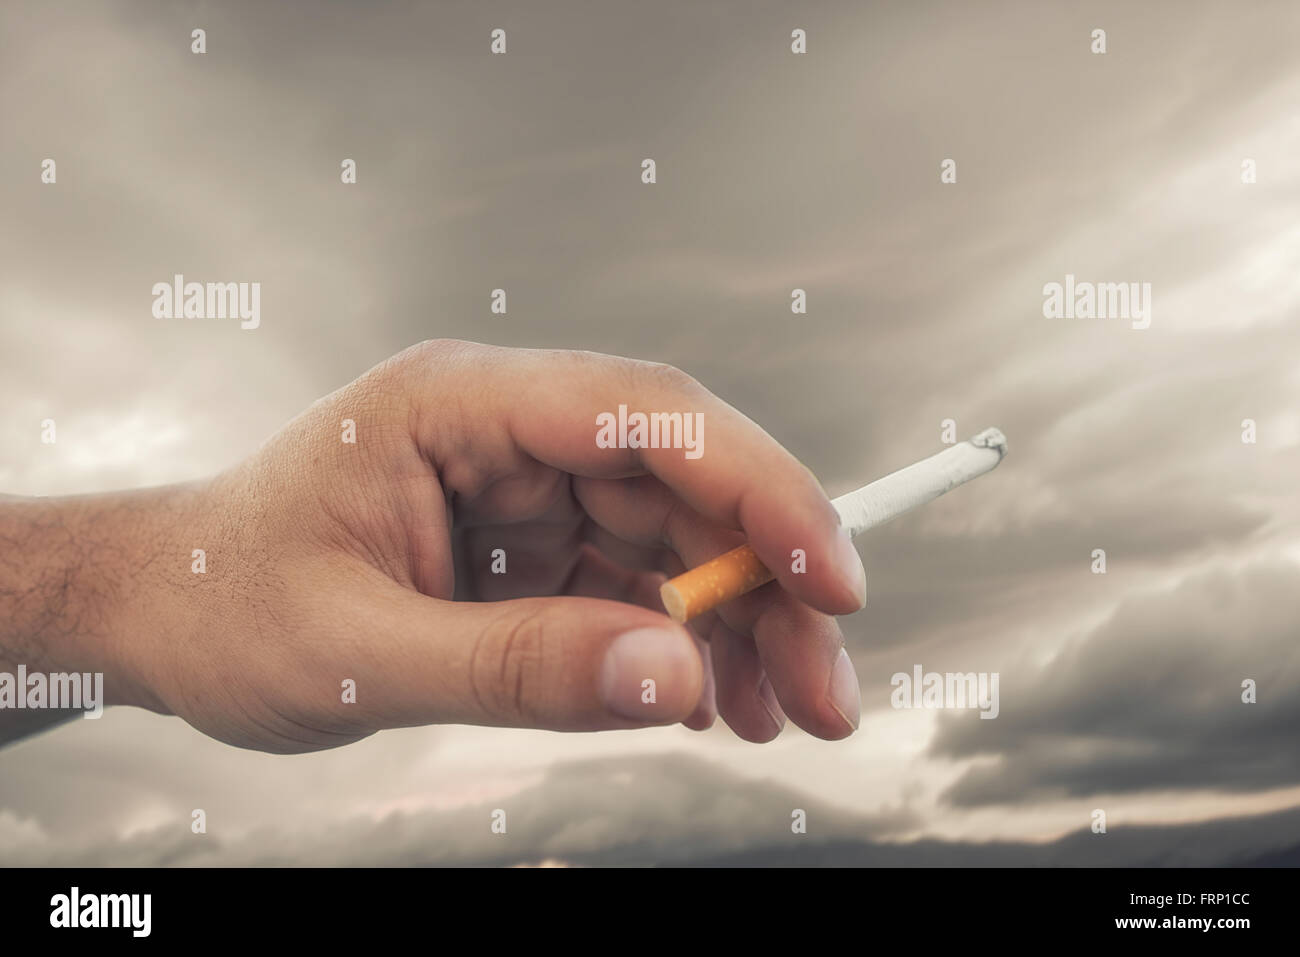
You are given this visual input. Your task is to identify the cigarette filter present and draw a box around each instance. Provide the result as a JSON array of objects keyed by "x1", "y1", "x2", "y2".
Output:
[{"x1": 659, "y1": 428, "x2": 1007, "y2": 623}]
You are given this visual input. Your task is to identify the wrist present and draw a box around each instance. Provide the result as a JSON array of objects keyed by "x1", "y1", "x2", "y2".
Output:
[{"x1": 0, "y1": 484, "x2": 210, "y2": 715}]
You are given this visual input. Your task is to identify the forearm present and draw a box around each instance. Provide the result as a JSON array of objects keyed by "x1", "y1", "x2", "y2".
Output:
[{"x1": 0, "y1": 487, "x2": 201, "y2": 743}]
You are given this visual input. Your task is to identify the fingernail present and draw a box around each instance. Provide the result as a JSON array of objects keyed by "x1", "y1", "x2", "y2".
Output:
[
  {"x1": 757, "y1": 675, "x2": 786, "y2": 734},
  {"x1": 600, "y1": 627, "x2": 700, "y2": 721},
  {"x1": 834, "y1": 529, "x2": 867, "y2": 609},
  {"x1": 826, "y1": 647, "x2": 860, "y2": 733}
]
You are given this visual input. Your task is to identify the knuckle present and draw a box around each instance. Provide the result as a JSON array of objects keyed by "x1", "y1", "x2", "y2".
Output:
[
  {"x1": 407, "y1": 337, "x2": 465, "y2": 361},
  {"x1": 471, "y1": 611, "x2": 550, "y2": 722},
  {"x1": 632, "y1": 358, "x2": 700, "y2": 394},
  {"x1": 386, "y1": 338, "x2": 477, "y2": 380}
]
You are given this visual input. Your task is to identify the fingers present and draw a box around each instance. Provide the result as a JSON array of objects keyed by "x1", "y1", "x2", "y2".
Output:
[
  {"x1": 346, "y1": 578, "x2": 706, "y2": 733},
  {"x1": 560, "y1": 542, "x2": 665, "y2": 609},
  {"x1": 393, "y1": 340, "x2": 866, "y2": 617},
  {"x1": 575, "y1": 473, "x2": 860, "y2": 739},
  {"x1": 564, "y1": 545, "x2": 716, "y2": 731},
  {"x1": 744, "y1": 587, "x2": 859, "y2": 739},
  {"x1": 708, "y1": 618, "x2": 785, "y2": 743},
  {"x1": 680, "y1": 637, "x2": 717, "y2": 732}
]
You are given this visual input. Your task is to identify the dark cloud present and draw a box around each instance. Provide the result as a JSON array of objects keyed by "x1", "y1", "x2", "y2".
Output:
[
  {"x1": 6, "y1": 750, "x2": 1298, "y2": 867},
  {"x1": 932, "y1": 561, "x2": 1300, "y2": 805},
  {"x1": 1, "y1": 0, "x2": 1298, "y2": 863},
  {"x1": 686, "y1": 809, "x2": 1300, "y2": 867},
  {"x1": 0, "y1": 752, "x2": 918, "y2": 866}
]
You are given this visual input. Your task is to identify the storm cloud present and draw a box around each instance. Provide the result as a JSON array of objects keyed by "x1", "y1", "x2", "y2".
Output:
[
  {"x1": 2, "y1": 0, "x2": 1298, "y2": 864},
  {"x1": 932, "y1": 561, "x2": 1300, "y2": 806}
]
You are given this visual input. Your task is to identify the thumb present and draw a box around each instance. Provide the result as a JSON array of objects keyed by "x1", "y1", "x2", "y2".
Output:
[{"x1": 354, "y1": 584, "x2": 706, "y2": 732}]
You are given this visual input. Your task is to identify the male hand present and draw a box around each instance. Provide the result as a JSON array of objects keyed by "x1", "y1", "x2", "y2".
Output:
[{"x1": 0, "y1": 340, "x2": 865, "y2": 752}]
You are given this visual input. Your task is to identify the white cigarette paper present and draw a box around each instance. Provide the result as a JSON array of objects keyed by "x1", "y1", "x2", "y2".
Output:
[
  {"x1": 659, "y1": 428, "x2": 1008, "y2": 623},
  {"x1": 831, "y1": 427, "x2": 1007, "y2": 538}
]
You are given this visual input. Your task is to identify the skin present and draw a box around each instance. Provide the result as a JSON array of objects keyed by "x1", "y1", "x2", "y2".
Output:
[{"x1": 0, "y1": 340, "x2": 865, "y2": 753}]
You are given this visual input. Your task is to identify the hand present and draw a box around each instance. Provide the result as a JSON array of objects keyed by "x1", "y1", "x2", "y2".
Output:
[{"x1": 0, "y1": 340, "x2": 866, "y2": 752}]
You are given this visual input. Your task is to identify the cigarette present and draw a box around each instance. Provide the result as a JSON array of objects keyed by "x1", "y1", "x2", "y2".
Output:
[{"x1": 659, "y1": 428, "x2": 1008, "y2": 623}]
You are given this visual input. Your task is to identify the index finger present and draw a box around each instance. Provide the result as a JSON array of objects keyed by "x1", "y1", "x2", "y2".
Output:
[{"x1": 400, "y1": 340, "x2": 866, "y2": 616}]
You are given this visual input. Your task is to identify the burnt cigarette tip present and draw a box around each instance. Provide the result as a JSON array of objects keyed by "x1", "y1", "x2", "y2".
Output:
[{"x1": 970, "y1": 427, "x2": 1008, "y2": 459}]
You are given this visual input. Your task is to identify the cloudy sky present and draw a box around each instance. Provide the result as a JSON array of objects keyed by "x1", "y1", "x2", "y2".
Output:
[{"x1": 2, "y1": 0, "x2": 1298, "y2": 866}]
